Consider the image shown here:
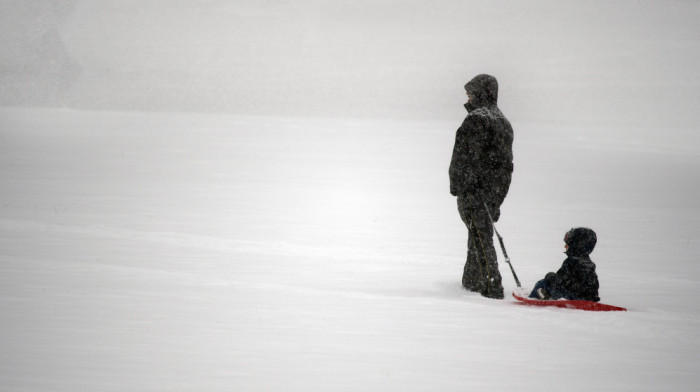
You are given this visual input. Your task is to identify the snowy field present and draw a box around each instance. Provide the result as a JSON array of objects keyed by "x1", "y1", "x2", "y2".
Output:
[
  {"x1": 2, "y1": 107, "x2": 699, "y2": 391},
  {"x1": 2, "y1": 1, "x2": 700, "y2": 391}
]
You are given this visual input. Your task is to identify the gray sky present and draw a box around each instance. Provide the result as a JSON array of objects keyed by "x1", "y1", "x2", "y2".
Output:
[{"x1": 2, "y1": 0, "x2": 699, "y2": 126}]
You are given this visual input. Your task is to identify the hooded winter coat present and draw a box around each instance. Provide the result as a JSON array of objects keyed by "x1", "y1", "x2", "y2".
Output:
[
  {"x1": 542, "y1": 228, "x2": 601, "y2": 302},
  {"x1": 449, "y1": 74, "x2": 514, "y2": 220}
]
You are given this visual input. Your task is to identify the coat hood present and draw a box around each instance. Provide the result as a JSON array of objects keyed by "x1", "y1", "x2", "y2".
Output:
[
  {"x1": 564, "y1": 227, "x2": 597, "y2": 257},
  {"x1": 464, "y1": 74, "x2": 499, "y2": 112}
]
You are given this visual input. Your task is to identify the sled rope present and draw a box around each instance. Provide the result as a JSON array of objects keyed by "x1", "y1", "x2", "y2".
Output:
[{"x1": 483, "y1": 202, "x2": 521, "y2": 288}]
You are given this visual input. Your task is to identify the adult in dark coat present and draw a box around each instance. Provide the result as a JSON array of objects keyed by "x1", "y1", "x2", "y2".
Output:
[
  {"x1": 449, "y1": 74, "x2": 514, "y2": 299},
  {"x1": 529, "y1": 227, "x2": 601, "y2": 302}
]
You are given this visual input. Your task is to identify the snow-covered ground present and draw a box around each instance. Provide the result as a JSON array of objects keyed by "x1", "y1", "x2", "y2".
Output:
[
  {"x1": 1, "y1": 107, "x2": 699, "y2": 391},
  {"x1": 2, "y1": 1, "x2": 700, "y2": 391}
]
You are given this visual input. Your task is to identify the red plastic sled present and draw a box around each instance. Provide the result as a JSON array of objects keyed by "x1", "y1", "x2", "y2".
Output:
[{"x1": 513, "y1": 291, "x2": 627, "y2": 312}]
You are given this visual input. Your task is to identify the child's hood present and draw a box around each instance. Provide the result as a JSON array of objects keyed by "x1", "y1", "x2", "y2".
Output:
[{"x1": 565, "y1": 227, "x2": 597, "y2": 256}]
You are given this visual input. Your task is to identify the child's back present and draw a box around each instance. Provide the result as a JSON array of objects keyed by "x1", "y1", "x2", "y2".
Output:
[{"x1": 530, "y1": 227, "x2": 600, "y2": 302}]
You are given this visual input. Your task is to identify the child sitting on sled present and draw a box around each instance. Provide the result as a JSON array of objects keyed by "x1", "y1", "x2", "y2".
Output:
[{"x1": 529, "y1": 227, "x2": 600, "y2": 302}]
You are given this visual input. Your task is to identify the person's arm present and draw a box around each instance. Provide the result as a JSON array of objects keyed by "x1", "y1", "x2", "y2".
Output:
[
  {"x1": 449, "y1": 125, "x2": 468, "y2": 196},
  {"x1": 449, "y1": 115, "x2": 486, "y2": 196}
]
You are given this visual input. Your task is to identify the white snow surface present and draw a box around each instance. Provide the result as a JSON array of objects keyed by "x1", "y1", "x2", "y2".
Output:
[
  {"x1": 2, "y1": 1, "x2": 700, "y2": 391},
  {"x1": 2, "y1": 108, "x2": 699, "y2": 391}
]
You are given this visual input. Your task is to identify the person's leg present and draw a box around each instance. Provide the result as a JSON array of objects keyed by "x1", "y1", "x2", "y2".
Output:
[
  {"x1": 529, "y1": 279, "x2": 547, "y2": 299},
  {"x1": 463, "y1": 227, "x2": 485, "y2": 292},
  {"x1": 459, "y1": 196, "x2": 503, "y2": 299},
  {"x1": 458, "y1": 197, "x2": 482, "y2": 292}
]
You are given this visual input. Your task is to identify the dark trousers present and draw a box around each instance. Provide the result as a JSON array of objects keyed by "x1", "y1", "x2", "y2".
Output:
[
  {"x1": 529, "y1": 279, "x2": 551, "y2": 299},
  {"x1": 529, "y1": 277, "x2": 577, "y2": 300},
  {"x1": 457, "y1": 196, "x2": 504, "y2": 299}
]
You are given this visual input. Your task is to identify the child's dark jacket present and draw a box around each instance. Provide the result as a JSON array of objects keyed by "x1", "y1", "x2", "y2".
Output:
[
  {"x1": 548, "y1": 255, "x2": 600, "y2": 302},
  {"x1": 544, "y1": 228, "x2": 600, "y2": 302}
]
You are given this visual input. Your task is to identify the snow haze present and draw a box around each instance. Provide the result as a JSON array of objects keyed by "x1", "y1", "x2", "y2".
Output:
[
  {"x1": 1, "y1": 1, "x2": 700, "y2": 391},
  {"x1": 2, "y1": 0, "x2": 699, "y2": 125}
]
